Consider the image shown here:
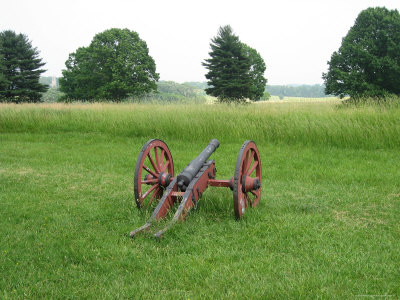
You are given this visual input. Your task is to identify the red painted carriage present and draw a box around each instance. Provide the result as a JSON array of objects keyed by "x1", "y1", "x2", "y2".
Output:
[{"x1": 130, "y1": 139, "x2": 262, "y2": 238}]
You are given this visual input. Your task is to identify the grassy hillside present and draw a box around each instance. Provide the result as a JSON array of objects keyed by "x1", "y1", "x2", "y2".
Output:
[{"x1": 0, "y1": 100, "x2": 399, "y2": 298}]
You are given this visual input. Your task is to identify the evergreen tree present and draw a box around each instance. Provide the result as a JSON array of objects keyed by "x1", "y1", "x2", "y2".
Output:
[
  {"x1": 202, "y1": 25, "x2": 253, "y2": 103},
  {"x1": 0, "y1": 30, "x2": 47, "y2": 102},
  {"x1": 323, "y1": 7, "x2": 400, "y2": 98},
  {"x1": 0, "y1": 40, "x2": 7, "y2": 93},
  {"x1": 60, "y1": 28, "x2": 159, "y2": 101}
]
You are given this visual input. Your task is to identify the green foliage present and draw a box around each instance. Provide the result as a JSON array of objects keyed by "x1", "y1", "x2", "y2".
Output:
[
  {"x1": 156, "y1": 81, "x2": 198, "y2": 97},
  {"x1": 132, "y1": 81, "x2": 206, "y2": 103},
  {"x1": 266, "y1": 84, "x2": 328, "y2": 98},
  {"x1": 261, "y1": 91, "x2": 271, "y2": 101},
  {"x1": 0, "y1": 40, "x2": 7, "y2": 92},
  {"x1": 182, "y1": 82, "x2": 328, "y2": 99},
  {"x1": 183, "y1": 81, "x2": 208, "y2": 91},
  {"x1": 323, "y1": 7, "x2": 400, "y2": 98},
  {"x1": 60, "y1": 28, "x2": 159, "y2": 101},
  {"x1": 0, "y1": 30, "x2": 47, "y2": 103},
  {"x1": 52, "y1": 79, "x2": 205, "y2": 103},
  {"x1": 203, "y1": 25, "x2": 267, "y2": 103},
  {"x1": 41, "y1": 87, "x2": 64, "y2": 103},
  {"x1": 242, "y1": 43, "x2": 267, "y2": 100},
  {"x1": 203, "y1": 25, "x2": 250, "y2": 103}
]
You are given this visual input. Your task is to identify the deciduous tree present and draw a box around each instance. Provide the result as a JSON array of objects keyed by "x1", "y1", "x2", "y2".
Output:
[
  {"x1": 323, "y1": 7, "x2": 400, "y2": 98},
  {"x1": 60, "y1": 28, "x2": 159, "y2": 101},
  {"x1": 242, "y1": 43, "x2": 267, "y2": 101}
]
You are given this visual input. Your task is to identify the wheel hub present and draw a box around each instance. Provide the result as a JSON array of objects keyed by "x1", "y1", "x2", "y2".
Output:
[
  {"x1": 242, "y1": 175, "x2": 261, "y2": 193},
  {"x1": 158, "y1": 172, "x2": 171, "y2": 188}
]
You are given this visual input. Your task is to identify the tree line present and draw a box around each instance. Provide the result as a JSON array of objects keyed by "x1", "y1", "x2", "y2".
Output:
[
  {"x1": 266, "y1": 84, "x2": 328, "y2": 98},
  {"x1": 1, "y1": 6, "x2": 400, "y2": 103},
  {"x1": 39, "y1": 79, "x2": 206, "y2": 103},
  {"x1": 39, "y1": 77, "x2": 330, "y2": 100}
]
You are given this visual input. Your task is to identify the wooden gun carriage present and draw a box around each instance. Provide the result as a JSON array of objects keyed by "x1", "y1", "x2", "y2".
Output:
[{"x1": 130, "y1": 139, "x2": 262, "y2": 238}]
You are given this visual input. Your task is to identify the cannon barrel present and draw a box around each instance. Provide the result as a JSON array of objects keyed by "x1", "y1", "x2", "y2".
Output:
[{"x1": 177, "y1": 139, "x2": 220, "y2": 191}]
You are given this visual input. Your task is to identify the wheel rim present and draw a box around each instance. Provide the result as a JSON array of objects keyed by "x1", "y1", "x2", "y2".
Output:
[
  {"x1": 134, "y1": 139, "x2": 174, "y2": 208},
  {"x1": 233, "y1": 140, "x2": 262, "y2": 219}
]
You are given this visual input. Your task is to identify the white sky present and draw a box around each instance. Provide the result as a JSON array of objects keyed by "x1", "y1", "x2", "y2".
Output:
[{"x1": 1, "y1": 0, "x2": 399, "y2": 85}]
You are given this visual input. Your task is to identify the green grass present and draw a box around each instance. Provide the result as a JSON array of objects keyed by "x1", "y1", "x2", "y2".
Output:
[
  {"x1": 1, "y1": 100, "x2": 399, "y2": 149},
  {"x1": 0, "y1": 101, "x2": 399, "y2": 298}
]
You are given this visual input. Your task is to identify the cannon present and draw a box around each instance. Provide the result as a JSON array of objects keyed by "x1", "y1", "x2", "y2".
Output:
[{"x1": 130, "y1": 139, "x2": 262, "y2": 238}]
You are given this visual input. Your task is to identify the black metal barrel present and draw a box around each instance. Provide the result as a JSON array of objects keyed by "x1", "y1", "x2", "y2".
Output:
[{"x1": 177, "y1": 139, "x2": 220, "y2": 191}]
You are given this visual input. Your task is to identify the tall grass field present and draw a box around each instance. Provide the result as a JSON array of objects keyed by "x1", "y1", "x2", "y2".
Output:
[{"x1": 0, "y1": 99, "x2": 399, "y2": 298}]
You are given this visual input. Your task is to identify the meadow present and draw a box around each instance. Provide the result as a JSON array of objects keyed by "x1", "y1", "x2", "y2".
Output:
[{"x1": 0, "y1": 99, "x2": 399, "y2": 298}]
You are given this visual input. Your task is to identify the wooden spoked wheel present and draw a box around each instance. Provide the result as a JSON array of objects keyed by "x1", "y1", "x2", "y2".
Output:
[
  {"x1": 233, "y1": 140, "x2": 262, "y2": 219},
  {"x1": 134, "y1": 139, "x2": 174, "y2": 209}
]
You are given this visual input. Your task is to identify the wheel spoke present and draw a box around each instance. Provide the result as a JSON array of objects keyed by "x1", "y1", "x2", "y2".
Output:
[
  {"x1": 147, "y1": 152, "x2": 160, "y2": 173},
  {"x1": 244, "y1": 192, "x2": 252, "y2": 206},
  {"x1": 141, "y1": 179, "x2": 158, "y2": 184},
  {"x1": 247, "y1": 160, "x2": 258, "y2": 176},
  {"x1": 242, "y1": 151, "x2": 249, "y2": 174},
  {"x1": 142, "y1": 164, "x2": 158, "y2": 178},
  {"x1": 250, "y1": 189, "x2": 260, "y2": 198},
  {"x1": 160, "y1": 149, "x2": 165, "y2": 170},
  {"x1": 249, "y1": 189, "x2": 261, "y2": 207},
  {"x1": 244, "y1": 193, "x2": 250, "y2": 208},
  {"x1": 148, "y1": 187, "x2": 161, "y2": 205},
  {"x1": 154, "y1": 147, "x2": 160, "y2": 171},
  {"x1": 244, "y1": 150, "x2": 255, "y2": 174},
  {"x1": 141, "y1": 183, "x2": 158, "y2": 200},
  {"x1": 161, "y1": 160, "x2": 170, "y2": 173}
]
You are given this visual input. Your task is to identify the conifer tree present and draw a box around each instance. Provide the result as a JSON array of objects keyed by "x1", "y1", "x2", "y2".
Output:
[
  {"x1": 202, "y1": 25, "x2": 267, "y2": 103},
  {"x1": 0, "y1": 40, "x2": 7, "y2": 93},
  {"x1": 0, "y1": 30, "x2": 47, "y2": 102}
]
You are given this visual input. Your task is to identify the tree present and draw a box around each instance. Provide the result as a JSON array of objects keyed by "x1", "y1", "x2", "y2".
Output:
[
  {"x1": 202, "y1": 25, "x2": 267, "y2": 103},
  {"x1": 0, "y1": 41, "x2": 7, "y2": 92},
  {"x1": 60, "y1": 28, "x2": 159, "y2": 101},
  {"x1": 261, "y1": 91, "x2": 271, "y2": 101},
  {"x1": 242, "y1": 43, "x2": 267, "y2": 101},
  {"x1": 323, "y1": 7, "x2": 400, "y2": 98},
  {"x1": 0, "y1": 30, "x2": 47, "y2": 102}
]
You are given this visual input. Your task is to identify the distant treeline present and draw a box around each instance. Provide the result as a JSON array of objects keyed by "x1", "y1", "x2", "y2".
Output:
[
  {"x1": 265, "y1": 84, "x2": 329, "y2": 98},
  {"x1": 39, "y1": 78, "x2": 330, "y2": 101},
  {"x1": 140, "y1": 81, "x2": 206, "y2": 102},
  {"x1": 183, "y1": 82, "x2": 330, "y2": 98},
  {"x1": 39, "y1": 77, "x2": 59, "y2": 88},
  {"x1": 39, "y1": 78, "x2": 206, "y2": 102},
  {"x1": 156, "y1": 81, "x2": 205, "y2": 98}
]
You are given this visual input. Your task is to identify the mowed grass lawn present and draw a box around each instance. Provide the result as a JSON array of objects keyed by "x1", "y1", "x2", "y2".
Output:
[{"x1": 0, "y1": 101, "x2": 399, "y2": 298}]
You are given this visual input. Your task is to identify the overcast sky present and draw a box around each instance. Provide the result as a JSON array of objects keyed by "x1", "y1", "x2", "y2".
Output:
[{"x1": 1, "y1": 0, "x2": 399, "y2": 85}]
